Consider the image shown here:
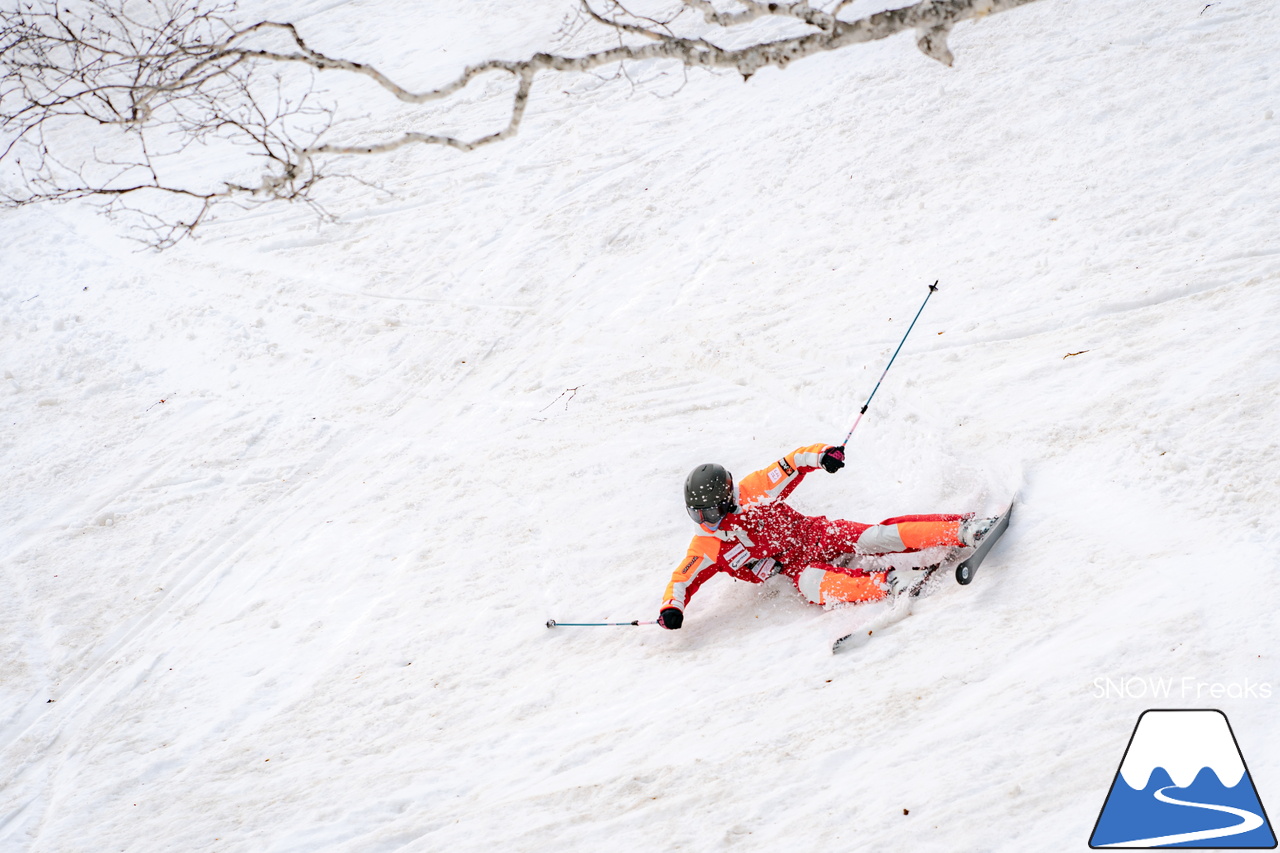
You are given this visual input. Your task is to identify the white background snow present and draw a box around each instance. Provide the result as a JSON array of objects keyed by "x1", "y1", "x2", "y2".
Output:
[{"x1": 2, "y1": 0, "x2": 1278, "y2": 850}]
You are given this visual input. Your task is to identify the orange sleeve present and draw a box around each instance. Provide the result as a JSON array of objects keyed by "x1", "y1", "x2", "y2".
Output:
[
  {"x1": 736, "y1": 443, "x2": 832, "y2": 508},
  {"x1": 661, "y1": 535, "x2": 722, "y2": 612}
]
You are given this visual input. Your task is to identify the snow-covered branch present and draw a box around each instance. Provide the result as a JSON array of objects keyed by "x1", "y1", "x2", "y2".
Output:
[{"x1": 0, "y1": 0, "x2": 1043, "y2": 247}]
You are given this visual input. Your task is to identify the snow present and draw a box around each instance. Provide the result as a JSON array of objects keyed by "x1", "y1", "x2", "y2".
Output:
[{"x1": 2, "y1": 0, "x2": 1279, "y2": 850}]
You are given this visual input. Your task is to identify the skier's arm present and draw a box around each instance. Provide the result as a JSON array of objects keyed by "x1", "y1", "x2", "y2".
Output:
[
  {"x1": 737, "y1": 443, "x2": 842, "y2": 506},
  {"x1": 785, "y1": 443, "x2": 831, "y2": 472},
  {"x1": 659, "y1": 535, "x2": 722, "y2": 629}
]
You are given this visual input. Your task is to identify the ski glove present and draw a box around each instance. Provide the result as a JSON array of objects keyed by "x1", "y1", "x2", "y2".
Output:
[
  {"x1": 820, "y1": 446, "x2": 846, "y2": 473},
  {"x1": 658, "y1": 607, "x2": 684, "y2": 630}
]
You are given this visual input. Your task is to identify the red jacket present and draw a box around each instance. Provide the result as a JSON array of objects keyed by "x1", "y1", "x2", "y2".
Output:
[{"x1": 662, "y1": 444, "x2": 839, "y2": 613}]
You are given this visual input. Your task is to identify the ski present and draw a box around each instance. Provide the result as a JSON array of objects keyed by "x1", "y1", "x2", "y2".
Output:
[
  {"x1": 830, "y1": 561, "x2": 947, "y2": 653},
  {"x1": 832, "y1": 502, "x2": 1015, "y2": 652},
  {"x1": 954, "y1": 501, "x2": 1013, "y2": 585},
  {"x1": 831, "y1": 601, "x2": 912, "y2": 653}
]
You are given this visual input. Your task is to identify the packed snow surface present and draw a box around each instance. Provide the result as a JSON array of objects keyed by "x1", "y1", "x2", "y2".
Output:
[{"x1": 2, "y1": 0, "x2": 1278, "y2": 850}]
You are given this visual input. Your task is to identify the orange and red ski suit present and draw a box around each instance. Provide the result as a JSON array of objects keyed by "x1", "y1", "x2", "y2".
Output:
[{"x1": 661, "y1": 444, "x2": 968, "y2": 616}]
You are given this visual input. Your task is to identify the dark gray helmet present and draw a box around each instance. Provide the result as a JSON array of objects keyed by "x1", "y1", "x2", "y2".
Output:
[{"x1": 684, "y1": 463, "x2": 736, "y2": 526}]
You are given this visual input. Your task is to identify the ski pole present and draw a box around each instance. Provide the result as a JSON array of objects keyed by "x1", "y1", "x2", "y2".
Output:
[
  {"x1": 841, "y1": 281, "x2": 939, "y2": 446},
  {"x1": 546, "y1": 619, "x2": 657, "y2": 628}
]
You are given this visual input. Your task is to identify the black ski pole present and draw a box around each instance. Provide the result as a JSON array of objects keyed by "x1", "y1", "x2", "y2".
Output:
[
  {"x1": 841, "y1": 281, "x2": 939, "y2": 447},
  {"x1": 546, "y1": 619, "x2": 657, "y2": 628}
]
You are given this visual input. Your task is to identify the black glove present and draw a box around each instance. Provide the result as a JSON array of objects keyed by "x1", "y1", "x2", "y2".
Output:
[
  {"x1": 658, "y1": 607, "x2": 684, "y2": 630},
  {"x1": 820, "y1": 446, "x2": 846, "y2": 473}
]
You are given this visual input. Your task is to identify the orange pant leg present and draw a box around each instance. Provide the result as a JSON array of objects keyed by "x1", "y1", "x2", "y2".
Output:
[
  {"x1": 791, "y1": 565, "x2": 888, "y2": 605},
  {"x1": 896, "y1": 520, "x2": 963, "y2": 550}
]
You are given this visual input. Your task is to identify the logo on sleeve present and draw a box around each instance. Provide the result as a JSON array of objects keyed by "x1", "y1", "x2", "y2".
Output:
[
  {"x1": 778, "y1": 458, "x2": 795, "y2": 476},
  {"x1": 767, "y1": 467, "x2": 783, "y2": 484}
]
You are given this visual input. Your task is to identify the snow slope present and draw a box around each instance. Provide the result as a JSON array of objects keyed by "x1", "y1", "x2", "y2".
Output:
[{"x1": 2, "y1": 0, "x2": 1278, "y2": 850}]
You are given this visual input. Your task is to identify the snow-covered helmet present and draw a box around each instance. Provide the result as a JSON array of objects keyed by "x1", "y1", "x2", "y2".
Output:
[{"x1": 684, "y1": 463, "x2": 736, "y2": 526}]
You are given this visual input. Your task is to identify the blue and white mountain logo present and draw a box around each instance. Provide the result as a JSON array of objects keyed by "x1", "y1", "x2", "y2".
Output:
[{"x1": 1090, "y1": 709, "x2": 1276, "y2": 848}]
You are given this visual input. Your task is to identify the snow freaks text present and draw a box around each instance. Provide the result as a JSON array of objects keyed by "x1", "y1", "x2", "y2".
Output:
[{"x1": 1093, "y1": 677, "x2": 1274, "y2": 701}]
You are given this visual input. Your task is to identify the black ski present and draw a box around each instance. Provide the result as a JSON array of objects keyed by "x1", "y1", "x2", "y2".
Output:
[{"x1": 955, "y1": 502, "x2": 1013, "y2": 585}]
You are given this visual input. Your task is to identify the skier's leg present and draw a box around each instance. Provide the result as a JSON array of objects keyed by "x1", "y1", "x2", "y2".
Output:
[
  {"x1": 784, "y1": 516, "x2": 868, "y2": 566},
  {"x1": 877, "y1": 513, "x2": 970, "y2": 525},
  {"x1": 789, "y1": 512, "x2": 991, "y2": 564},
  {"x1": 790, "y1": 563, "x2": 888, "y2": 605},
  {"x1": 856, "y1": 513, "x2": 971, "y2": 555}
]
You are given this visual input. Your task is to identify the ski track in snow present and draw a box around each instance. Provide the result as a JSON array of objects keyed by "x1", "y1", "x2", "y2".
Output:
[{"x1": 2, "y1": 0, "x2": 1279, "y2": 850}]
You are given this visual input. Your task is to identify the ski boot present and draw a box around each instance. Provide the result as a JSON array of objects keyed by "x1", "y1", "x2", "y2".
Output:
[{"x1": 959, "y1": 516, "x2": 1001, "y2": 548}]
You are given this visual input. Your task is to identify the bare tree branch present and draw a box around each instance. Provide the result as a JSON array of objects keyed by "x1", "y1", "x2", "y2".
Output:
[
  {"x1": 0, "y1": 0, "x2": 1044, "y2": 247},
  {"x1": 683, "y1": 0, "x2": 838, "y2": 33}
]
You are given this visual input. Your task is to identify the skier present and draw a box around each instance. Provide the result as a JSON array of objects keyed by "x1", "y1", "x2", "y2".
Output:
[{"x1": 658, "y1": 443, "x2": 998, "y2": 630}]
